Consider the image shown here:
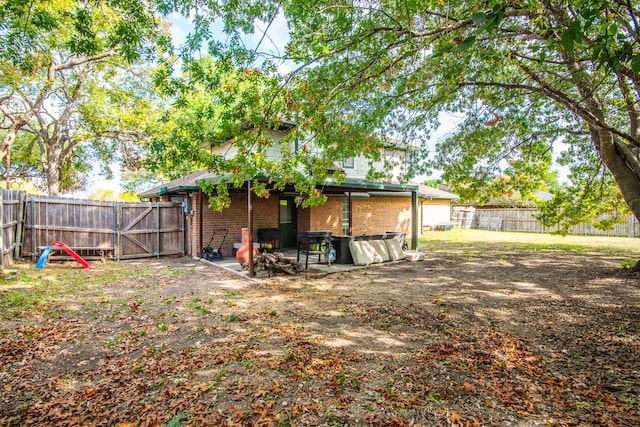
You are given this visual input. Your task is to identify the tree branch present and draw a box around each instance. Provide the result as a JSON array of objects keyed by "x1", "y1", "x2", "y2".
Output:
[
  {"x1": 617, "y1": 73, "x2": 640, "y2": 143},
  {"x1": 511, "y1": 57, "x2": 640, "y2": 148}
]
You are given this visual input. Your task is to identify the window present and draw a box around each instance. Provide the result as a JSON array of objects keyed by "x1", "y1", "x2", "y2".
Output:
[
  {"x1": 342, "y1": 197, "x2": 350, "y2": 235},
  {"x1": 279, "y1": 199, "x2": 293, "y2": 223},
  {"x1": 342, "y1": 157, "x2": 354, "y2": 168}
]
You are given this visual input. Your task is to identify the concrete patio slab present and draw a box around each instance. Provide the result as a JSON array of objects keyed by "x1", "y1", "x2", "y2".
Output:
[{"x1": 198, "y1": 249, "x2": 366, "y2": 281}]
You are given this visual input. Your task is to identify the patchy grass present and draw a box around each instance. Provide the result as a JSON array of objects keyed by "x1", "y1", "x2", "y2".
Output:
[{"x1": 421, "y1": 228, "x2": 640, "y2": 257}]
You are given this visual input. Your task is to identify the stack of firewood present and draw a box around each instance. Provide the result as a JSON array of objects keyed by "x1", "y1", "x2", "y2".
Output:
[{"x1": 242, "y1": 252, "x2": 303, "y2": 277}]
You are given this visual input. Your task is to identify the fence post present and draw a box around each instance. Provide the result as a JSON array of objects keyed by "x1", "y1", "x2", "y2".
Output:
[
  {"x1": 156, "y1": 202, "x2": 160, "y2": 259},
  {"x1": 29, "y1": 196, "x2": 35, "y2": 261},
  {"x1": 113, "y1": 202, "x2": 118, "y2": 261},
  {"x1": 502, "y1": 208, "x2": 507, "y2": 232},
  {"x1": 14, "y1": 191, "x2": 25, "y2": 259},
  {"x1": 0, "y1": 191, "x2": 4, "y2": 271}
]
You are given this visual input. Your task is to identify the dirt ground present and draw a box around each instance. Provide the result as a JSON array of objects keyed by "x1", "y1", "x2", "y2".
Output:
[{"x1": 1, "y1": 241, "x2": 639, "y2": 426}]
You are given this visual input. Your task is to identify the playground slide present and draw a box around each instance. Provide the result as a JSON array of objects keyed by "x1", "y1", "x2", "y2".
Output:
[{"x1": 36, "y1": 241, "x2": 95, "y2": 270}]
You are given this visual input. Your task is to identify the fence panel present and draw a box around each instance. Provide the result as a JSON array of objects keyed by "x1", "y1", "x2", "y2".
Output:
[
  {"x1": 118, "y1": 202, "x2": 184, "y2": 259},
  {"x1": 0, "y1": 189, "x2": 27, "y2": 268},
  {"x1": 453, "y1": 206, "x2": 640, "y2": 238},
  {"x1": 452, "y1": 207, "x2": 475, "y2": 229},
  {"x1": 23, "y1": 197, "x2": 117, "y2": 260}
]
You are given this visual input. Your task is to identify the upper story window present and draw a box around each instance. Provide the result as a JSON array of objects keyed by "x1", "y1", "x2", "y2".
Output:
[
  {"x1": 385, "y1": 148, "x2": 400, "y2": 160},
  {"x1": 342, "y1": 157, "x2": 355, "y2": 168}
]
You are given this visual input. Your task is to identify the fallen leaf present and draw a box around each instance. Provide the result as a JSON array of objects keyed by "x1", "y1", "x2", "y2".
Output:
[
  {"x1": 450, "y1": 412, "x2": 463, "y2": 426},
  {"x1": 463, "y1": 382, "x2": 476, "y2": 393}
]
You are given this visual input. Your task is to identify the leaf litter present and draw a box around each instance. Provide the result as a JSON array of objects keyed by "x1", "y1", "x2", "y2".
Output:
[{"x1": 1, "y1": 245, "x2": 639, "y2": 426}]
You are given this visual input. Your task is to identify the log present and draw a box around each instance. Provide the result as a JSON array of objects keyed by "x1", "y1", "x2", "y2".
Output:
[{"x1": 242, "y1": 251, "x2": 302, "y2": 277}]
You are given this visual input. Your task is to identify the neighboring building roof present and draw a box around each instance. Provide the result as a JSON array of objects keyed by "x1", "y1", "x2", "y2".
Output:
[
  {"x1": 413, "y1": 183, "x2": 460, "y2": 200},
  {"x1": 473, "y1": 190, "x2": 553, "y2": 208}
]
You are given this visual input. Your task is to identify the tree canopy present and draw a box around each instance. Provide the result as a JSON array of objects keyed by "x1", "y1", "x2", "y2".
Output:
[
  {"x1": 0, "y1": 0, "x2": 169, "y2": 194},
  {"x1": 154, "y1": 0, "x2": 640, "y2": 235},
  {"x1": 3, "y1": 0, "x2": 640, "y2": 235}
]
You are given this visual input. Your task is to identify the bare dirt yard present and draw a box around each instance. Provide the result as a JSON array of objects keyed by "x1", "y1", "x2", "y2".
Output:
[{"x1": 1, "y1": 231, "x2": 639, "y2": 426}]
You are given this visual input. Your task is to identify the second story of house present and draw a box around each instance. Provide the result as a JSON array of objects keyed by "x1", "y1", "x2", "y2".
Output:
[{"x1": 209, "y1": 122, "x2": 417, "y2": 184}]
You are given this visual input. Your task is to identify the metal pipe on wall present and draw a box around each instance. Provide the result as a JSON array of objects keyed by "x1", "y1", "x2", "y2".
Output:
[
  {"x1": 199, "y1": 188, "x2": 203, "y2": 258},
  {"x1": 248, "y1": 179, "x2": 254, "y2": 277}
]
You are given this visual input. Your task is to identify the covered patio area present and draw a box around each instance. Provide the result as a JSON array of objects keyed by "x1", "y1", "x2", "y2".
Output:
[{"x1": 139, "y1": 172, "x2": 458, "y2": 278}]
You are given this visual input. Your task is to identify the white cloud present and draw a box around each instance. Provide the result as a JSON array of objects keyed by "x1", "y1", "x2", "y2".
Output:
[
  {"x1": 277, "y1": 61, "x2": 292, "y2": 75},
  {"x1": 166, "y1": 12, "x2": 189, "y2": 49}
]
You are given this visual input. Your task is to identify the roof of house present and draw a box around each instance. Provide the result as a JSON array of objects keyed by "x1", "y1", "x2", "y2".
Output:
[
  {"x1": 138, "y1": 170, "x2": 215, "y2": 199},
  {"x1": 139, "y1": 172, "x2": 459, "y2": 201},
  {"x1": 138, "y1": 171, "x2": 421, "y2": 199}
]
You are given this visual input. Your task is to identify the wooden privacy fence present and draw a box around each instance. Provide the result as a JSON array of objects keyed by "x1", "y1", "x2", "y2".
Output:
[
  {"x1": 453, "y1": 206, "x2": 640, "y2": 238},
  {"x1": 0, "y1": 189, "x2": 27, "y2": 268},
  {"x1": 21, "y1": 196, "x2": 185, "y2": 261}
]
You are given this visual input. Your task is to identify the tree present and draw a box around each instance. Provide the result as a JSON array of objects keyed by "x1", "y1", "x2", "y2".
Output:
[
  {"x1": 0, "y1": 0, "x2": 167, "y2": 194},
  {"x1": 1, "y1": 62, "x2": 167, "y2": 194},
  {"x1": 162, "y1": 1, "x2": 640, "y2": 244}
]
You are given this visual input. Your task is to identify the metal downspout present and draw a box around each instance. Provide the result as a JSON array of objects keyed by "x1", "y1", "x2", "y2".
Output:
[
  {"x1": 420, "y1": 200, "x2": 425, "y2": 235},
  {"x1": 199, "y1": 188, "x2": 203, "y2": 258},
  {"x1": 348, "y1": 192, "x2": 353, "y2": 236},
  {"x1": 411, "y1": 190, "x2": 419, "y2": 250},
  {"x1": 181, "y1": 201, "x2": 186, "y2": 256},
  {"x1": 248, "y1": 179, "x2": 254, "y2": 278}
]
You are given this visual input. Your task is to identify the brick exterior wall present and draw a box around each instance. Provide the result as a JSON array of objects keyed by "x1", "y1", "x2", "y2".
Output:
[
  {"x1": 185, "y1": 190, "x2": 451, "y2": 257},
  {"x1": 307, "y1": 196, "x2": 344, "y2": 235},
  {"x1": 351, "y1": 196, "x2": 412, "y2": 236},
  {"x1": 297, "y1": 203, "x2": 311, "y2": 232},
  {"x1": 190, "y1": 192, "x2": 279, "y2": 258}
]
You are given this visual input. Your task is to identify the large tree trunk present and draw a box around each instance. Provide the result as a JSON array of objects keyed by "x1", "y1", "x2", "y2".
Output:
[
  {"x1": 1, "y1": 52, "x2": 115, "y2": 192},
  {"x1": 598, "y1": 130, "x2": 640, "y2": 272},
  {"x1": 599, "y1": 131, "x2": 640, "y2": 222},
  {"x1": 44, "y1": 145, "x2": 62, "y2": 196}
]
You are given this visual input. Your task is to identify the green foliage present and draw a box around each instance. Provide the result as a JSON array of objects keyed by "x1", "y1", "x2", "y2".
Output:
[
  {"x1": 148, "y1": 54, "x2": 355, "y2": 207},
  {"x1": 0, "y1": 0, "x2": 163, "y2": 69},
  {"x1": 86, "y1": 190, "x2": 141, "y2": 202},
  {"x1": 0, "y1": 0, "x2": 169, "y2": 195},
  {"x1": 155, "y1": 0, "x2": 640, "y2": 230}
]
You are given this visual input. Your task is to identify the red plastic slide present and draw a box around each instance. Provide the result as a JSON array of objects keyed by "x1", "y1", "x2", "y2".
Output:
[{"x1": 36, "y1": 241, "x2": 95, "y2": 270}]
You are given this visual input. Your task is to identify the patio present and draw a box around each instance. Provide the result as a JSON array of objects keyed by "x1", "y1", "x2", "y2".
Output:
[{"x1": 199, "y1": 248, "x2": 366, "y2": 281}]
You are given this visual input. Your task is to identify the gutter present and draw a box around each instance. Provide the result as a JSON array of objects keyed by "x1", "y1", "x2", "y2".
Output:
[{"x1": 323, "y1": 177, "x2": 419, "y2": 192}]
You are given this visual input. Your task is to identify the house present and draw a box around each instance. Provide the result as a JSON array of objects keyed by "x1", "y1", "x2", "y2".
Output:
[{"x1": 139, "y1": 126, "x2": 458, "y2": 261}]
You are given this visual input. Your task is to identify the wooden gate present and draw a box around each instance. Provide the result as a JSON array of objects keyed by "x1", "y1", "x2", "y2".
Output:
[{"x1": 118, "y1": 202, "x2": 184, "y2": 259}]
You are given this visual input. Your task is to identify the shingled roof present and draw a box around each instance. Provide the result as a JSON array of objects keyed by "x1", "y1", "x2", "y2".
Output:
[
  {"x1": 138, "y1": 170, "x2": 215, "y2": 199},
  {"x1": 138, "y1": 171, "x2": 458, "y2": 201}
]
